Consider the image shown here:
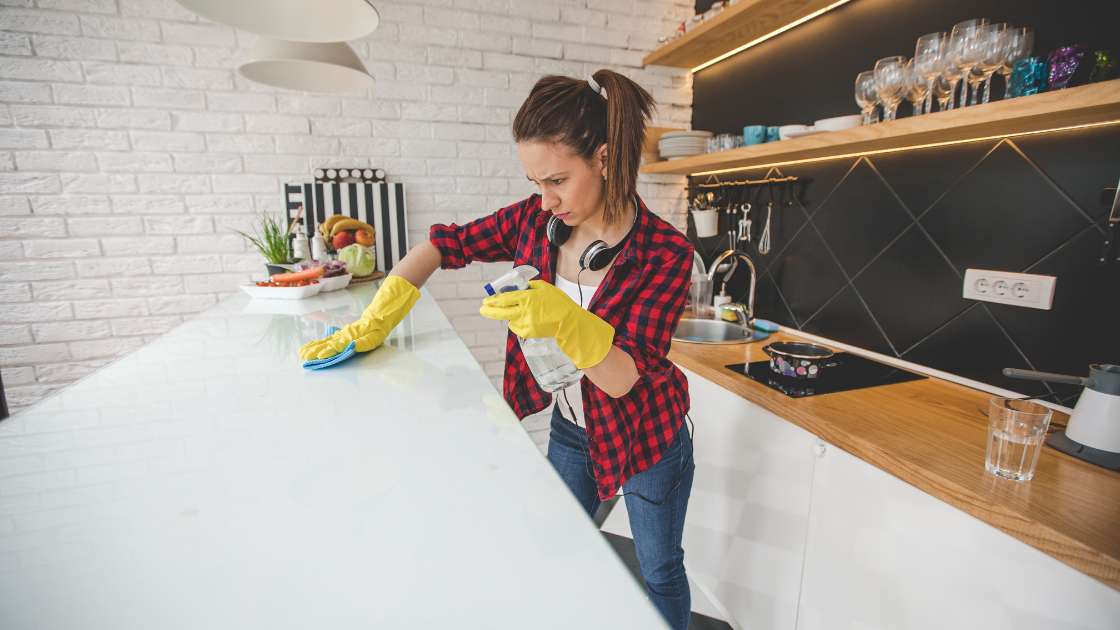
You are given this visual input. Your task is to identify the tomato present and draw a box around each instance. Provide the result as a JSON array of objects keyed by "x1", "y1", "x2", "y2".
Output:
[{"x1": 254, "y1": 279, "x2": 321, "y2": 288}]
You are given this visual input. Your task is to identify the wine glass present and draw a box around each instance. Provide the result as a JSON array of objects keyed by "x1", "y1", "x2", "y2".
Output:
[
  {"x1": 948, "y1": 18, "x2": 989, "y2": 107},
  {"x1": 932, "y1": 73, "x2": 954, "y2": 112},
  {"x1": 914, "y1": 32, "x2": 947, "y2": 115},
  {"x1": 904, "y1": 59, "x2": 929, "y2": 115},
  {"x1": 873, "y1": 56, "x2": 907, "y2": 121},
  {"x1": 854, "y1": 70, "x2": 880, "y2": 125},
  {"x1": 997, "y1": 26, "x2": 1034, "y2": 99},
  {"x1": 968, "y1": 23, "x2": 1007, "y2": 105}
]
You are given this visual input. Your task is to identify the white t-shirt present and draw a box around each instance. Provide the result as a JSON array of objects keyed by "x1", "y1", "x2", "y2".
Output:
[{"x1": 553, "y1": 274, "x2": 599, "y2": 427}]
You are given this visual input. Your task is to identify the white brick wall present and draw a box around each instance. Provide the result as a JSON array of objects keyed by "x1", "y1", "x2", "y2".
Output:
[{"x1": 0, "y1": 0, "x2": 695, "y2": 417}]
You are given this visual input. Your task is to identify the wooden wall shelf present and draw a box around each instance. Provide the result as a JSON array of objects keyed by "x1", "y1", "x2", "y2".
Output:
[
  {"x1": 640, "y1": 79, "x2": 1120, "y2": 176},
  {"x1": 643, "y1": 0, "x2": 843, "y2": 70}
]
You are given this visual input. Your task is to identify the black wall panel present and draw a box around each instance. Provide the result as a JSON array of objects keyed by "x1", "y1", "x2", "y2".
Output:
[{"x1": 687, "y1": 1, "x2": 1120, "y2": 402}]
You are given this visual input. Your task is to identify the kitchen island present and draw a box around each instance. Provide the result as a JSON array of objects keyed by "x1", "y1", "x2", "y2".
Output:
[{"x1": 0, "y1": 281, "x2": 668, "y2": 630}]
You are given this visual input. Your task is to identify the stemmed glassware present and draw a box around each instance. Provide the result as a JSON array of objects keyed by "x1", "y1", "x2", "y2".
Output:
[
  {"x1": 904, "y1": 59, "x2": 929, "y2": 115},
  {"x1": 947, "y1": 18, "x2": 988, "y2": 108},
  {"x1": 873, "y1": 56, "x2": 907, "y2": 121},
  {"x1": 853, "y1": 18, "x2": 1032, "y2": 120},
  {"x1": 997, "y1": 26, "x2": 1034, "y2": 99},
  {"x1": 932, "y1": 74, "x2": 954, "y2": 112},
  {"x1": 854, "y1": 70, "x2": 880, "y2": 125},
  {"x1": 967, "y1": 23, "x2": 1007, "y2": 105},
  {"x1": 913, "y1": 32, "x2": 947, "y2": 115}
]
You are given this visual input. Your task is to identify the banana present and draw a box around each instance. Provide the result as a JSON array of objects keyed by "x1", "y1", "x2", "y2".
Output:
[
  {"x1": 319, "y1": 214, "x2": 347, "y2": 238},
  {"x1": 329, "y1": 218, "x2": 374, "y2": 237}
]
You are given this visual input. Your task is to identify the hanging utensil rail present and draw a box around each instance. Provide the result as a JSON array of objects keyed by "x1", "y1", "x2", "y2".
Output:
[{"x1": 687, "y1": 175, "x2": 799, "y2": 190}]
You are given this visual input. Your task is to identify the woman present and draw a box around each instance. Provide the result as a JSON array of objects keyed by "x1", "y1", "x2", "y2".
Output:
[{"x1": 299, "y1": 69, "x2": 696, "y2": 629}]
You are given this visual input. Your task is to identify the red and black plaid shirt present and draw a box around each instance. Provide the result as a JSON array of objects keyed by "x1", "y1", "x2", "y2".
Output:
[{"x1": 429, "y1": 193, "x2": 694, "y2": 499}]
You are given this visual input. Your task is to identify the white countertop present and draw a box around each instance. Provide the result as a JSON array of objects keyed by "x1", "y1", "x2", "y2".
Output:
[{"x1": 0, "y1": 281, "x2": 667, "y2": 630}]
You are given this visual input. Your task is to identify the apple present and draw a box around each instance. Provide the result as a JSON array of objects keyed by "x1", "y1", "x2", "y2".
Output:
[
  {"x1": 355, "y1": 229, "x2": 373, "y2": 247},
  {"x1": 332, "y1": 230, "x2": 356, "y2": 250}
]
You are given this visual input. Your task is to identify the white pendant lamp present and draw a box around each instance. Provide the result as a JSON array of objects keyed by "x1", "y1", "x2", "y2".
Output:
[
  {"x1": 175, "y1": 0, "x2": 379, "y2": 43},
  {"x1": 239, "y1": 38, "x2": 374, "y2": 93}
]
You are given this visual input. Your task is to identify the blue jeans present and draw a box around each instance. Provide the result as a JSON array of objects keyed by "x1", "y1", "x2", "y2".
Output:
[{"x1": 546, "y1": 405, "x2": 695, "y2": 630}]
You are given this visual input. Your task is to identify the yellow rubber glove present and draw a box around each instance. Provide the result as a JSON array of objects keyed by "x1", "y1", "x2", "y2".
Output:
[
  {"x1": 298, "y1": 275, "x2": 420, "y2": 361},
  {"x1": 479, "y1": 279, "x2": 615, "y2": 369}
]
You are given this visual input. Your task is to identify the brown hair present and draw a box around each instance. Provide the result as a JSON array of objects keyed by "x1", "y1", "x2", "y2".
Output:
[{"x1": 512, "y1": 69, "x2": 656, "y2": 225}]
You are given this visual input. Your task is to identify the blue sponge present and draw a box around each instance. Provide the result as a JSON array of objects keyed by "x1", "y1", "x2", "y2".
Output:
[
  {"x1": 751, "y1": 319, "x2": 781, "y2": 333},
  {"x1": 302, "y1": 326, "x2": 358, "y2": 370}
]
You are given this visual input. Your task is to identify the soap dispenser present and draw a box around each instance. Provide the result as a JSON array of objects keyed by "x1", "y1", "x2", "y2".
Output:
[{"x1": 713, "y1": 281, "x2": 731, "y2": 311}]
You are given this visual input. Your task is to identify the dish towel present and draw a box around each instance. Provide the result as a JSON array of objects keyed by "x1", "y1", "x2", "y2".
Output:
[{"x1": 302, "y1": 326, "x2": 358, "y2": 370}]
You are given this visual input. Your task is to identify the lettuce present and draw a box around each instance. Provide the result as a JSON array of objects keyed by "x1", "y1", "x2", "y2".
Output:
[{"x1": 338, "y1": 244, "x2": 376, "y2": 276}]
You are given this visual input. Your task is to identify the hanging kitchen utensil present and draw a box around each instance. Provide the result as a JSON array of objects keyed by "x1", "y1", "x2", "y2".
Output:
[
  {"x1": 1100, "y1": 177, "x2": 1119, "y2": 265},
  {"x1": 721, "y1": 230, "x2": 739, "y2": 276},
  {"x1": 747, "y1": 183, "x2": 761, "y2": 243},
  {"x1": 758, "y1": 202, "x2": 773, "y2": 255},
  {"x1": 1004, "y1": 364, "x2": 1120, "y2": 471},
  {"x1": 738, "y1": 201, "x2": 752, "y2": 243},
  {"x1": 758, "y1": 181, "x2": 774, "y2": 256}
]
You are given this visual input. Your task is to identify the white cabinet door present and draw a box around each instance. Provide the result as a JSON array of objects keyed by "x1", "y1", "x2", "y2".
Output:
[
  {"x1": 797, "y1": 443, "x2": 1120, "y2": 630},
  {"x1": 603, "y1": 366, "x2": 819, "y2": 630}
]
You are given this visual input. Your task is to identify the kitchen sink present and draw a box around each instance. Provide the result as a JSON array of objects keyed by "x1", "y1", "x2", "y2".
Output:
[{"x1": 671, "y1": 318, "x2": 767, "y2": 344}]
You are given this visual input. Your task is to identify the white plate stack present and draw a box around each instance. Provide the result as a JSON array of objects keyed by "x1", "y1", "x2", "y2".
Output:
[{"x1": 659, "y1": 130, "x2": 712, "y2": 160}]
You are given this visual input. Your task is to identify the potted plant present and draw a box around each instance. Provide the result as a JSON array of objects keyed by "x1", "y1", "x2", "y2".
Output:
[{"x1": 235, "y1": 212, "x2": 297, "y2": 277}]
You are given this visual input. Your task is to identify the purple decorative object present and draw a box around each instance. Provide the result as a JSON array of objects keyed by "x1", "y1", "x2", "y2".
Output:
[{"x1": 1048, "y1": 45, "x2": 1088, "y2": 90}]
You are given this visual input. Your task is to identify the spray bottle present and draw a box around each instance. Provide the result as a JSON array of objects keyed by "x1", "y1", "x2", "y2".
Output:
[{"x1": 484, "y1": 265, "x2": 583, "y2": 392}]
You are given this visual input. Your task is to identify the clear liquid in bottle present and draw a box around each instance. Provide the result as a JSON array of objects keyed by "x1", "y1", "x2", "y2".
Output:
[{"x1": 484, "y1": 265, "x2": 583, "y2": 392}]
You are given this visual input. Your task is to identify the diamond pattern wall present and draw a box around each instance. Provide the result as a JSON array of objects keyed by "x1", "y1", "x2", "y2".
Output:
[{"x1": 689, "y1": 126, "x2": 1120, "y2": 403}]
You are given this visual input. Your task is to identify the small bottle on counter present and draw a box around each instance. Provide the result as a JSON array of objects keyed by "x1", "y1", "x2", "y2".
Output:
[
  {"x1": 713, "y1": 281, "x2": 732, "y2": 310},
  {"x1": 292, "y1": 231, "x2": 310, "y2": 262},
  {"x1": 310, "y1": 233, "x2": 328, "y2": 261}
]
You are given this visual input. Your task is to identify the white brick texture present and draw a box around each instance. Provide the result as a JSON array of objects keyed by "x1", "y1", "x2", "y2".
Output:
[{"x1": 0, "y1": 0, "x2": 692, "y2": 412}]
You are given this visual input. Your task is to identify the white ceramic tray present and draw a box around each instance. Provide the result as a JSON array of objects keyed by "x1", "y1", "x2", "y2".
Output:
[
  {"x1": 317, "y1": 273, "x2": 352, "y2": 292},
  {"x1": 240, "y1": 282, "x2": 323, "y2": 300}
]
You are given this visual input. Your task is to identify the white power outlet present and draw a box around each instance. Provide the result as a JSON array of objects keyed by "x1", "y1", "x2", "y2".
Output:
[{"x1": 962, "y1": 268, "x2": 1056, "y2": 310}]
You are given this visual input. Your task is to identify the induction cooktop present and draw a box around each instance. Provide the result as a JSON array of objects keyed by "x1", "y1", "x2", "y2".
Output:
[{"x1": 726, "y1": 352, "x2": 927, "y2": 398}]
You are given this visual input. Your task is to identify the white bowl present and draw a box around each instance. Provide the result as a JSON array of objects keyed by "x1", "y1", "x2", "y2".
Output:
[
  {"x1": 813, "y1": 114, "x2": 862, "y2": 131},
  {"x1": 778, "y1": 124, "x2": 810, "y2": 140},
  {"x1": 317, "y1": 273, "x2": 352, "y2": 292},
  {"x1": 241, "y1": 282, "x2": 323, "y2": 300},
  {"x1": 784, "y1": 128, "x2": 824, "y2": 139}
]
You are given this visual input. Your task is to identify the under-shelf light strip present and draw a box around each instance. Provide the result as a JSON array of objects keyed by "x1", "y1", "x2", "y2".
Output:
[
  {"x1": 691, "y1": 0, "x2": 854, "y2": 73},
  {"x1": 689, "y1": 119, "x2": 1120, "y2": 177}
]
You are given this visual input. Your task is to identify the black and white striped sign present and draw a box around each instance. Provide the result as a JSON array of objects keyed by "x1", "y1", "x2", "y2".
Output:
[{"x1": 284, "y1": 181, "x2": 409, "y2": 273}]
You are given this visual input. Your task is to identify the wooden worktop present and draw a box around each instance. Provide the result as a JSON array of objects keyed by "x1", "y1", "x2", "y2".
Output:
[{"x1": 669, "y1": 332, "x2": 1120, "y2": 590}]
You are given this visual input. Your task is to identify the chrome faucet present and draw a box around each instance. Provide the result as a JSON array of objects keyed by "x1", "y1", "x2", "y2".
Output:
[
  {"x1": 717, "y1": 302, "x2": 751, "y2": 329},
  {"x1": 707, "y1": 248, "x2": 757, "y2": 323}
]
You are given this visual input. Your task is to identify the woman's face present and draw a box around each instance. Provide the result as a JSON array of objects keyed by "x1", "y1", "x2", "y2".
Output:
[{"x1": 517, "y1": 140, "x2": 607, "y2": 227}]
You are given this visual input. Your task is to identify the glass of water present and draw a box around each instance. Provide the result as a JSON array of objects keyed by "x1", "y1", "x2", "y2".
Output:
[
  {"x1": 689, "y1": 275, "x2": 713, "y2": 319},
  {"x1": 985, "y1": 397, "x2": 1053, "y2": 481}
]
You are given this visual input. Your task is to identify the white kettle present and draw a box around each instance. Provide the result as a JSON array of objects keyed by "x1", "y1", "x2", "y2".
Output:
[{"x1": 1004, "y1": 364, "x2": 1120, "y2": 469}]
